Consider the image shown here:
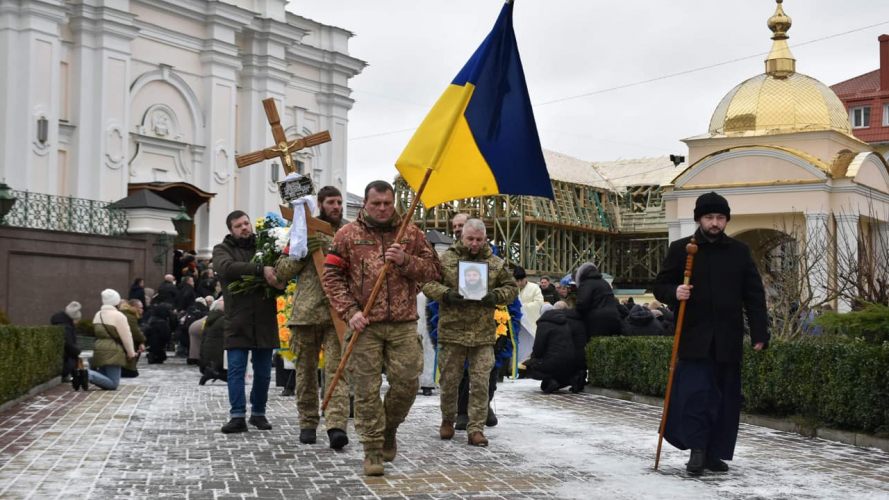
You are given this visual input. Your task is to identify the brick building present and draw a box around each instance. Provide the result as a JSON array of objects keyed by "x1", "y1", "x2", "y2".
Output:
[{"x1": 831, "y1": 35, "x2": 889, "y2": 156}]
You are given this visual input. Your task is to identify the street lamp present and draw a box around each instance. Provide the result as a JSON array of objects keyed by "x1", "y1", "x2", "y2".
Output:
[
  {"x1": 153, "y1": 205, "x2": 194, "y2": 264},
  {"x1": 0, "y1": 181, "x2": 17, "y2": 225}
]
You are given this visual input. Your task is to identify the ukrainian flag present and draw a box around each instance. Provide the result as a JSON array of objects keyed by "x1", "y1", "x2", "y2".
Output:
[{"x1": 396, "y1": 1, "x2": 554, "y2": 207}]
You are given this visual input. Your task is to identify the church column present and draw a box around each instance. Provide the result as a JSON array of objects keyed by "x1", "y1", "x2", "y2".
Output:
[
  {"x1": 667, "y1": 220, "x2": 681, "y2": 243},
  {"x1": 197, "y1": 3, "x2": 253, "y2": 259},
  {"x1": 835, "y1": 213, "x2": 860, "y2": 313},
  {"x1": 0, "y1": 0, "x2": 66, "y2": 195},
  {"x1": 67, "y1": 0, "x2": 138, "y2": 201},
  {"x1": 236, "y1": 19, "x2": 307, "y2": 221},
  {"x1": 316, "y1": 92, "x2": 355, "y2": 195},
  {"x1": 804, "y1": 211, "x2": 830, "y2": 307}
]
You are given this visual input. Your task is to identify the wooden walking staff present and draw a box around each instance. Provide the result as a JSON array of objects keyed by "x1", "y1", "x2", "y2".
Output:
[
  {"x1": 654, "y1": 237, "x2": 698, "y2": 470},
  {"x1": 321, "y1": 168, "x2": 433, "y2": 411},
  {"x1": 235, "y1": 98, "x2": 348, "y2": 344}
]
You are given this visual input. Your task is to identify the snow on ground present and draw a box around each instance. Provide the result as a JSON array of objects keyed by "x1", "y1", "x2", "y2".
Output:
[{"x1": 445, "y1": 378, "x2": 889, "y2": 500}]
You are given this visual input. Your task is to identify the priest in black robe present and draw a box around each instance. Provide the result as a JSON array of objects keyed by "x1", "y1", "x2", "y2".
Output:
[{"x1": 653, "y1": 191, "x2": 769, "y2": 475}]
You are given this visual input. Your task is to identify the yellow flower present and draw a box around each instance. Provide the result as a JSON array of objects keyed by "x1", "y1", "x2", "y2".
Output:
[
  {"x1": 276, "y1": 296, "x2": 287, "y2": 312},
  {"x1": 279, "y1": 327, "x2": 291, "y2": 344},
  {"x1": 494, "y1": 309, "x2": 509, "y2": 323},
  {"x1": 496, "y1": 324, "x2": 507, "y2": 336},
  {"x1": 287, "y1": 295, "x2": 293, "y2": 306},
  {"x1": 276, "y1": 313, "x2": 287, "y2": 327},
  {"x1": 286, "y1": 282, "x2": 297, "y2": 294}
]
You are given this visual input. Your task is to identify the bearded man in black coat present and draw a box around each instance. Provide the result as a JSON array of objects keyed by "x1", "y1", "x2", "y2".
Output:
[{"x1": 653, "y1": 191, "x2": 769, "y2": 475}]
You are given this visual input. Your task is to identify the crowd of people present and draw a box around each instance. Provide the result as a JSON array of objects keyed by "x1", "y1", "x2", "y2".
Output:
[{"x1": 49, "y1": 187, "x2": 769, "y2": 478}]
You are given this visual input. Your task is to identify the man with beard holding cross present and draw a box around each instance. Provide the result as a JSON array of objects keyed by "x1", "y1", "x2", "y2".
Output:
[{"x1": 276, "y1": 186, "x2": 352, "y2": 450}]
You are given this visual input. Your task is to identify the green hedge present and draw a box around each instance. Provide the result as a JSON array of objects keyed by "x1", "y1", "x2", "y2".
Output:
[
  {"x1": 0, "y1": 326, "x2": 65, "y2": 406},
  {"x1": 587, "y1": 337, "x2": 889, "y2": 433}
]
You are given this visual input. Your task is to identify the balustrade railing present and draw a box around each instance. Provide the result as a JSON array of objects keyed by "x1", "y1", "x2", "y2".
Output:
[{"x1": 1, "y1": 190, "x2": 128, "y2": 236}]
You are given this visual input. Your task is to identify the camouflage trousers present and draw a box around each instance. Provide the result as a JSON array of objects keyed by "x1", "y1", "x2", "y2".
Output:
[
  {"x1": 290, "y1": 324, "x2": 350, "y2": 432},
  {"x1": 438, "y1": 342, "x2": 494, "y2": 434},
  {"x1": 346, "y1": 321, "x2": 423, "y2": 452}
]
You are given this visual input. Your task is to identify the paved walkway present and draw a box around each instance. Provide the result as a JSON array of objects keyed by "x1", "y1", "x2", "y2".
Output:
[{"x1": 1, "y1": 358, "x2": 888, "y2": 499}]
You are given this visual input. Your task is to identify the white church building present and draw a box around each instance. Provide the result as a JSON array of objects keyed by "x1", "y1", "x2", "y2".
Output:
[{"x1": 0, "y1": 0, "x2": 365, "y2": 257}]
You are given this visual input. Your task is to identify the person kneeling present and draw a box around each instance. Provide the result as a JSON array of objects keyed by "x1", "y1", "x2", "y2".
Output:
[{"x1": 524, "y1": 304, "x2": 579, "y2": 393}]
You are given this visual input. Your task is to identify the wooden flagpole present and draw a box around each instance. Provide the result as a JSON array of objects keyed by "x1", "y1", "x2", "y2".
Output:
[
  {"x1": 321, "y1": 168, "x2": 433, "y2": 410},
  {"x1": 654, "y1": 237, "x2": 698, "y2": 470}
]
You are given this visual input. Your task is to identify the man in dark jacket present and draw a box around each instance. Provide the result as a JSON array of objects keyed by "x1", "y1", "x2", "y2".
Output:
[
  {"x1": 574, "y1": 262, "x2": 622, "y2": 338},
  {"x1": 653, "y1": 191, "x2": 769, "y2": 475},
  {"x1": 199, "y1": 300, "x2": 227, "y2": 384},
  {"x1": 155, "y1": 275, "x2": 178, "y2": 305},
  {"x1": 624, "y1": 304, "x2": 665, "y2": 336},
  {"x1": 175, "y1": 276, "x2": 197, "y2": 312},
  {"x1": 195, "y1": 269, "x2": 218, "y2": 298},
  {"x1": 51, "y1": 302, "x2": 82, "y2": 382},
  {"x1": 213, "y1": 210, "x2": 284, "y2": 434},
  {"x1": 539, "y1": 276, "x2": 558, "y2": 305}
]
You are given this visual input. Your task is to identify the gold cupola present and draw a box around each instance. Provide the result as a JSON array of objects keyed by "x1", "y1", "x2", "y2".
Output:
[{"x1": 708, "y1": 0, "x2": 852, "y2": 138}]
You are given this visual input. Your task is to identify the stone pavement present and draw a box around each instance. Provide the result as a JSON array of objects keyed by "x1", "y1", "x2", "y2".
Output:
[{"x1": 1, "y1": 358, "x2": 889, "y2": 499}]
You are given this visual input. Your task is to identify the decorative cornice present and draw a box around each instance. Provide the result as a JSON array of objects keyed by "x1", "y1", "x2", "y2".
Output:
[
  {"x1": 134, "y1": 20, "x2": 203, "y2": 52},
  {"x1": 0, "y1": 0, "x2": 68, "y2": 33},
  {"x1": 674, "y1": 147, "x2": 829, "y2": 187},
  {"x1": 68, "y1": 4, "x2": 139, "y2": 43},
  {"x1": 248, "y1": 17, "x2": 310, "y2": 46},
  {"x1": 286, "y1": 44, "x2": 366, "y2": 79}
]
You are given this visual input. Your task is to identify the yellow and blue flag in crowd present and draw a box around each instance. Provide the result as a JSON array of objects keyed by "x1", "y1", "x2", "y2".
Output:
[{"x1": 396, "y1": 1, "x2": 554, "y2": 207}]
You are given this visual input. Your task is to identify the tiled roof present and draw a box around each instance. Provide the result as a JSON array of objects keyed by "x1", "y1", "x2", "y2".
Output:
[{"x1": 831, "y1": 69, "x2": 888, "y2": 100}]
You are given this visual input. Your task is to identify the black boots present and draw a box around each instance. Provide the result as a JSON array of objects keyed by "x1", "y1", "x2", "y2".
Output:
[
  {"x1": 421, "y1": 387, "x2": 434, "y2": 396},
  {"x1": 221, "y1": 417, "x2": 248, "y2": 434},
  {"x1": 705, "y1": 457, "x2": 729, "y2": 472},
  {"x1": 198, "y1": 373, "x2": 213, "y2": 386},
  {"x1": 328, "y1": 428, "x2": 348, "y2": 449},
  {"x1": 248, "y1": 416, "x2": 272, "y2": 430},
  {"x1": 485, "y1": 406, "x2": 498, "y2": 427},
  {"x1": 72, "y1": 369, "x2": 89, "y2": 391},
  {"x1": 280, "y1": 387, "x2": 295, "y2": 397},
  {"x1": 299, "y1": 428, "x2": 317, "y2": 444},
  {"x1": 686, "y1": 449, "x2": 706, "y2": 475},
  {"x1": 454, "y1": 413, "x2": 469, "y2": 431}
]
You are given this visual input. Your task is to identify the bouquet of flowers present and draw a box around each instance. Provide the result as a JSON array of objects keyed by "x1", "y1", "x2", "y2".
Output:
[
  {"x1": 228, "y1": 212, "x2": 291, "y2": 298},
  {"x1": 277, "y1": 280, "x2": 297, "y2": 363}
]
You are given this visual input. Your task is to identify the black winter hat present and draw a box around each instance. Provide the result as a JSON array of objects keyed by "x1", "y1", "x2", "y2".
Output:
[
  {"x1": 513, "y1": 266, "x2": 527, "y2": 280},
  {"x1": 693, "y1": 191, "x2": 731, "y2": 221}
]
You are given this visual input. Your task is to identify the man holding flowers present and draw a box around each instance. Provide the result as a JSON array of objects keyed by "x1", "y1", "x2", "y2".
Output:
[
  {"x1": 213, "y1": 210, "x2": 286, "y2": 434},
  {"x1": 276, "y1": 186, "x2": 351, "y2": 449},
  {"x1": 421, "y1": 218, "x2": 518, "y2": 448}
]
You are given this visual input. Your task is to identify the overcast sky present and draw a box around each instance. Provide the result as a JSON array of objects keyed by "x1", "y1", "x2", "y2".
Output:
[{"x1": 288, "y1": 0, "x2": 889, "y2": 197}]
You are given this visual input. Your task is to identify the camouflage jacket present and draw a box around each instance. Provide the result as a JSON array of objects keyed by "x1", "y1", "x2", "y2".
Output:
[
  {"x1": 276, "y1": 219, "x2": 346, "y2": 326},
  {"x1": 421, "y1": 241, "x2": 518, "y2": 346},
  {"x1": 322, "y1": 210, "x2": 441, "y2": 324}
]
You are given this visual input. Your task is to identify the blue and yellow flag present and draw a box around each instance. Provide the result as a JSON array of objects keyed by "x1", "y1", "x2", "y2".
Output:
[{"x1": 396, "y1": 1, "x2": 554, "y2": 207}]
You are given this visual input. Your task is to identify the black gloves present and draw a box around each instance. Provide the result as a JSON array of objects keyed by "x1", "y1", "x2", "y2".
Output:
[
  {"x1": 306, "y1": 235, "x2": 322, "y2": 255},
  {"x1": 480, "y1": 293, "x2": 498, "y2": 308},
  {"x1": 494, "y1": 333, "x2": 508, "y2": 353},
  {"x1": 443, "y1": 290, "x2": 465, "y2": 306}
]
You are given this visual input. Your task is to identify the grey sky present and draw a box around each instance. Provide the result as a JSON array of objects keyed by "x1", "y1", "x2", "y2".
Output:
[{"x1": 289, "y1": 0, "x2": 889, "y2": 197}]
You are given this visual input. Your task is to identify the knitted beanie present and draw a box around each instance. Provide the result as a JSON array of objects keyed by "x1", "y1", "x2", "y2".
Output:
[
  {"x1": 101, "y1": 289, "x2": 121, "y2": 307},
  {"x1": 65, "y1": 301, "x2": 82, "y2": 321},
  {"x1": 693, "y1": 191, "x2": 731, "y2": 221}
]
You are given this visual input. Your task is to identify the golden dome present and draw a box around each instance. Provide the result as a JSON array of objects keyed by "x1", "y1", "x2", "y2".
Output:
[{"x1": 708, "y1": 0, "x2": 853, "y2": 137}]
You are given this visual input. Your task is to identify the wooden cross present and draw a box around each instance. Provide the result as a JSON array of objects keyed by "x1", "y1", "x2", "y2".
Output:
[{"x1": 235, "y1": 98, "x2": 348, "y2": 345}]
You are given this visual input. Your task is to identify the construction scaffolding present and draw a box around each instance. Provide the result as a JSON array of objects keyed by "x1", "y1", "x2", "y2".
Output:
[{"x1": 393, "y1": 154, "x2": 686, "y2": 290}]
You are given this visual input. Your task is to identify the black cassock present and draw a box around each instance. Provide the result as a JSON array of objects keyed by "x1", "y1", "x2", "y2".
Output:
[{"x1": 663, "y1": 358, "x2": 742, "y2": 460}]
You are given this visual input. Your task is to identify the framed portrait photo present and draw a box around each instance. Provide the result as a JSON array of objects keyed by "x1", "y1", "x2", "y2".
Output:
[{"x1": 458, "y1": 261, "x2": 488, "y2": 301}]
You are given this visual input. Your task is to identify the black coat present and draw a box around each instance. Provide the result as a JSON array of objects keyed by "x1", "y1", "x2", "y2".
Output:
[
  {"x1": 50, "y1": 311, "x2": 80, "y2": 376},
  {"x1": 195, "y1": 277, "x2": 218, "y2": 298},
  {"x1": 155, "y1": 281, "x2": 178, "y2": 305},
  {"x1": 540, "y1": 284, "x2": 558, "y2": 305},
  {"x1": 529, "y1": 310, "x2": 576, "y2": 380},
  {"x1": 624, "y1": 305, "x2": 666, "y2": 337},
  {"x1": 175, "y1": 284, "x2": 196, "y2": 312},
  {"x1": 212, "y1": 234, "x2": 279, "y2": 350},
  {"x1": 565, "y1": 309, "x2": 590, "y2": 370},
  {"x1": 128, "y1": 284, "x2": 146, "y2": 307},
  {"x1": 575, "y1": 273, "x2": 622, "y2": 337},
  {"x1": 200, "y1": 309, "x2": 226, "y2": 371},
  {"x1": 653, "y1": 228, "x2": 769, "y2": 363}
]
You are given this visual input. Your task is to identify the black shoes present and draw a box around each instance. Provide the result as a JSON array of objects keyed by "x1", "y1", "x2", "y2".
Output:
[
  {"x1": 72, "y1": 370, "x2": 89, "y2": 391},
  {"x1": 328, "y1": 428, "x2": 348, "y2": 450},
  {"x1": 421, "y1": 387, "x2": 433, "y2": 396},
  {"x1": 221, "y1": 417, "x2": 248, "y2": 434},
  {"x1": 248, "y1": 416, "x2": 272, "y2": 430},
  {"x1": 199, "y1": 374, "x2": 213, "y2": 386},
  {"x1": 280, "y1": 387, "x2": 295, "y2": 397},
  {"x1": 299, "y1": 428, "x2": 317, "y2": 444},
  {"x1": 485, "y1": 406, "x2": 498, "y2": 427},
  {"x1": 705, "y1": 458, "x2": 729, "y2": 472},
  {"x1": 541, "y1": 379, "x2": 561, "y2": 394},
  {"x1": 454, "y1": 414, "x2": 469, "y2": 431},
  {"x1": 686, "y1": 449, "x2": 706, "y2": 475}
]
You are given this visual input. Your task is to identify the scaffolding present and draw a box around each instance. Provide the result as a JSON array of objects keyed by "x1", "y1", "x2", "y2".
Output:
[{"x1": 393, "y1": 155, "x2": 679, "y2": 289}]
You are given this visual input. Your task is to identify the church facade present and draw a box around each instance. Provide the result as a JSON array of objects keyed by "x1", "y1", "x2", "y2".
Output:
[{"x1": 0, "y1": 0, "x2": 365, "y2": 257}]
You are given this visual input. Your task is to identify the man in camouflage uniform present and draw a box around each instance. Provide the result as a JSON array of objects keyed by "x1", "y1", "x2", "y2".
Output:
[
  {"x1": 276, "y1": 186, "x2": 350, "y2": 449},
  {"x1": 322, "y1": 180, "x2": 441, "y2": 476},
  {"x1": 422, "y1": 219, "x2": 518, "y2": 447}
]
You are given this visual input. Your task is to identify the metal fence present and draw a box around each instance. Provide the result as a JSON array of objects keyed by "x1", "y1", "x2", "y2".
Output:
[{"x1": 1, "y1": 190, "x2": 128, "y2": 236}]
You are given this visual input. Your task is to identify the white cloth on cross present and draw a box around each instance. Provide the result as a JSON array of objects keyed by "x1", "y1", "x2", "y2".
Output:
[{"x1": 287, "y1": 174, "x2": 317, "y2": 260}]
